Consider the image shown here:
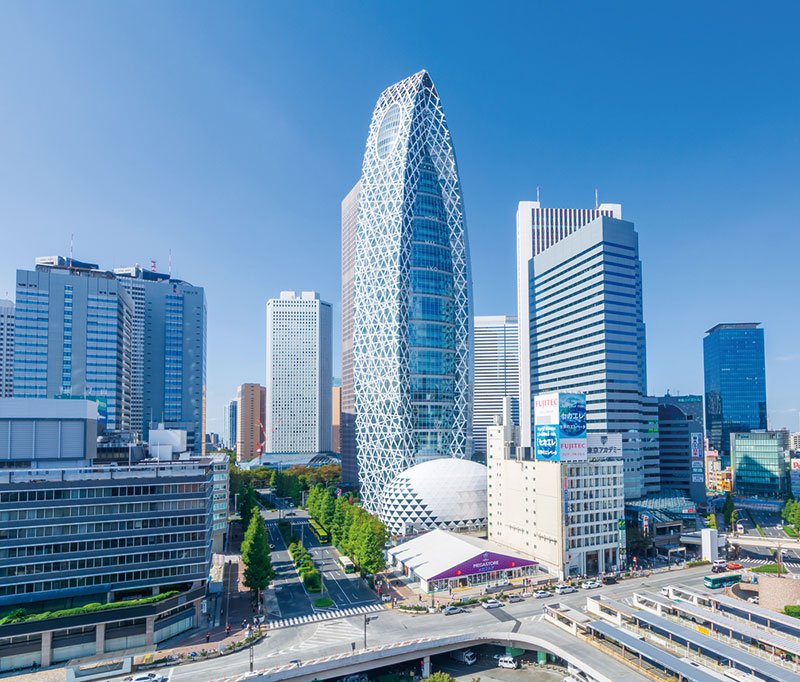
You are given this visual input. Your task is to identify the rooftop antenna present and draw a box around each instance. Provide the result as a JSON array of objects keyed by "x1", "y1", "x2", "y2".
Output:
[
  {"x1": 595, "y1": 188, "x2": 599, "y2": 210},
  {"x1": 150, "y1": 260, "x2": 156, "y2": 273},
  {"x1": 536, "y1": 186, "x2": 540, "y2": 203},
  {"x1": 69, "y1": 233, "x2": 73, "y2": 267},
  {"x1": 169, "y1": 249, "x2": 172, "y2": 278}
]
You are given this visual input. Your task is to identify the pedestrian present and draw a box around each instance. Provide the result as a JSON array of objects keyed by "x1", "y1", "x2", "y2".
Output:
[{"x1": 206, "y1": 632, "x2": 210, "y2": 643}]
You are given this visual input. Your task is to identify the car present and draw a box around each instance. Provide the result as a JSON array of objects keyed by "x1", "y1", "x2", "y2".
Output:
[
  {"x1": 507, "y1": 594, "x2": 524, "y2": 603},
  {"x1": 269, "y1": 543, "x2": 275, "y2": 550},
  {"x1": 482, "y1": 598, "x2": 502, "y2": 609},
  {"x1": 555, "y1": 584, "x2": 576, "y2": 595},
  {"x1": 582, "y1": 580, "x2": 601, "y2": 590},
  {"x1": 727, "y1": 562, "x2": 743, "y2": 570},
  {"x1": 602, "y1": 576, "x2": 617, "y2": 585},
  {"x1": 534, "y1": 590, "x2": 551, "y2": 598},
  {"x1": 747, "y1": 596, "x2": 759, "y2": 604},
  {"x1": 712, "y1": 565, "x2": 727, "y2": 573},
  {"x1": 443, "y1": 605, "x2": 464, "y2": 615},
  {"x1": 125, "y1": 676, "x2": 167, "y2": 682},
  {"x1": 777, "y1": 525, "x2": 785, "y2": 530},
  {"x1": 497, "y1": 655, "x2": 520, "y2": 669}
]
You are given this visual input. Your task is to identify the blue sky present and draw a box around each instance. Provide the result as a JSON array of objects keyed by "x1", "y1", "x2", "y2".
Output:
[{"x1": 1, "y1": 2, "x2": 798, "y2": 432}]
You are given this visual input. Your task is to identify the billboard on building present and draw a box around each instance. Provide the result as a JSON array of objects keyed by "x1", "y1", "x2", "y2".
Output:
[
  {"x1": 534, "y1": 425, "x2": 559, "y2": 461},
  {"x1": 534, "y1": 392, "x2": 587, "y2": 461},
  {"x1": 587, "y1": 433, "x2": 623, "y2": 459}
]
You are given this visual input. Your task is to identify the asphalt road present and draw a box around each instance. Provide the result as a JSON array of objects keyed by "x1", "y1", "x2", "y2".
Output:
[
  {"x1": 125, "y1": 564, "x2": 714, "y2": 682},
  {"x1": 261, "y1": 500, "x2": 379, "y2": 619},
  {"x1": 729, "y1": 507, "x2": 800, "y2": 568}
]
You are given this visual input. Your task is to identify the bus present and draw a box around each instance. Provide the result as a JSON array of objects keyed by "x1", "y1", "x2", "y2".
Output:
[
  {"x1": 308, "y1": 519, "x2": 330, "y2": 544},
  {"x1": 704, "y1": 572, "x2": 741, "y2": 589},
  {"x1": 338, "y1": 556, "x2": 356, "y2": 574}
]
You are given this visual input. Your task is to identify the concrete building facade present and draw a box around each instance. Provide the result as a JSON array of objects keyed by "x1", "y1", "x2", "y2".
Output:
[
  {"x1": 265, "y1": 291, "x2": 332, "y2": 454},
  {"x1": 0, "y1": 299, "x2": 13, "y2": 398},
  {"x1": 473, "y1": 315, "x2": 519, "y2": 458},
  {"x1": 13, "y1": 257, "x2": 133, "y2": 431},
  {"x1": 223, "y1": 398, "x2": 237, "y2": 450},
  {"x1": 486, "y1": 400, "x2": 625, "y2": 578},
  {"x1": 236, "y1": 383, "x2": 265, "y2": 462},
  {"x1": 332, "y1": 386, "x2": 342, "y2": 454},
  {"x1": 516, "y1": 201, "x2": 622, "y2": 448},
  {"x1": 340, "y1": 181, "x2": 360, "y2": 486},
  {"x1": 114, "y1": 266, "x2": 207, "y2": 452},
  {"x1": 524, "y1": 216, "x2": 657, "y2": 500},
  {"x1": 656, "y1": 394, "x2": 705, "y2": 503},
  {"x1": 0, "y1": 460, "x2": 212, "y2": 669}
]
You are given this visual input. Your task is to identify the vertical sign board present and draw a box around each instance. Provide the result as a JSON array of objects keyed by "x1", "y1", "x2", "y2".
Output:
[
  {"x1": 535, "y1": 424, "x2": 559, "y2": 461},
  {"x1": 691, "y1": 433, "x2": 704, "y2": 471},
  {"x1": 791, "y1": 459, "x2": 800, "y2": 496},
  {"x1": 534, "y1": 392, "x2": 587, "y2": 461}
]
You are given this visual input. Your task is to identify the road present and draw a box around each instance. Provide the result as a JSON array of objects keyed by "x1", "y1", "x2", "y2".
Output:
[
  {"x1": 116, "y1": 564, "x2": 713, "y2": 682},
  {"x1": 725, "y1": 507, "x2": 800, "y2": 570},
  {"x1": 261, "y1": 498, "x2": 379, "y2": 621}
]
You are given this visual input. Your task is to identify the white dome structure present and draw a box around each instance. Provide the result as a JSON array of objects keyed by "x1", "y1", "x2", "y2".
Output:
[{"x1": 381, "y1": 458, "x2": 488, "y2": 535}]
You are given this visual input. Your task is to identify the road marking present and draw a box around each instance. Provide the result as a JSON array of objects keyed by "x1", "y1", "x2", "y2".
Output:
[
  {"x1": 268, "y1": 603, "x2": 383, "y2": 630},
  {"x1": 166, "y1": 667, "x2": 174, "y2": 681}
]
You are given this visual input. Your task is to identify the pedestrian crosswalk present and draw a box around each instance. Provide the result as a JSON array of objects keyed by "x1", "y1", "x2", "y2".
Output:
[
  {"x1": 743, "y1": 558, "x2": 800, "y2": 568},
  {"x1": 266, "y1": 618, "x2": 363, "y2": 657},
  {"x1": 268, "y1": 602, "x2": 384, "y2": 629}
]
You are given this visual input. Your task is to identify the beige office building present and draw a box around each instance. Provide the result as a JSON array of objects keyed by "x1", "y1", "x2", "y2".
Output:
[
  {"x1": 487, "y1": 400, "x2": 625, "y2": 579},
  {"x1": 332, "y1": 386, "x2": 342, "y2": 454},
  {"x1": 237, "y1": 383, "x2": 265, "y2": 462}
]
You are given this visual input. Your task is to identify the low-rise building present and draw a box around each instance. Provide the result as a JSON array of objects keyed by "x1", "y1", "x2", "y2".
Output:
[
  {"x1": 731, "y1": 431, "x2": 790, "y2": 497},
  {"x1": 0, "y1": 459, "x2": 213, "y2": 669},
  {"x1": 210, "y1": 453, "x2": 230, "y2": 551},
  {"x1": 387, "y1": 529, "x2": 538, "y2": 593},
  {"x1": 487, "y1": 396, "x2": 625, "y2": 579},
  {"x1": 0, "y1": 398, "x2": 98, "y2": 468}
]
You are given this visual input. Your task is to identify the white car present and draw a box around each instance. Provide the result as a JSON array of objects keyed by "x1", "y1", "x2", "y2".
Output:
[
  {"x1": 554, "y1": 584, "x2": 576, "y2": 595},
  {"x1": 582, "y1": 580, "x2": 601, "y2": 589},
  {"x1": 482, "y1": 598, "x2": 502, "y2": 609},
  {"x1": 125, "y1": 676, "x2": 167, "y2": 682},
  {"x1": 534, "y1": 590, "x2": 551, "y2": 599}
]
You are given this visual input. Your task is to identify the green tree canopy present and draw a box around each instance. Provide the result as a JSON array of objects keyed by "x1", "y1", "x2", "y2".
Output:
[{"x1": 241, "y1": 513, "x2": 274, "y2": 601}]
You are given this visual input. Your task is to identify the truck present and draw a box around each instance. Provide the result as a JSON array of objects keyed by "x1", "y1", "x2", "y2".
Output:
[{"x1": 450, "y1": 649, "x2": 477, "y2": 665}]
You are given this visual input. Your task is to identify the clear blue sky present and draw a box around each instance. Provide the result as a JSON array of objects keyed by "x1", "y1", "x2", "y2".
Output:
[{"x1": 1, "y1": 2, "x2": 798, "y2": 433}]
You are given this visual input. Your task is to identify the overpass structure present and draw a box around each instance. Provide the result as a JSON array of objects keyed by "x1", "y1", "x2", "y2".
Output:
[
  {"x1": 680, "y1": 531, "x2": 800, "y2": 552},
  {"x1": 217, "y1": 624, "x2": 651, "y2": 682}
]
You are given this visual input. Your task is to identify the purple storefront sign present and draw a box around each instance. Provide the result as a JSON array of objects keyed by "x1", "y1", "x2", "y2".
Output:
[{"x1": 430, "y1": 551, "x2": 538, "y2": 581}]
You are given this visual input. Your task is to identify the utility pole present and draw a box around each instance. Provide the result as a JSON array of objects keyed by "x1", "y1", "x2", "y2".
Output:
[{"x1": 363, "y1": 614, "x2": 378, "y2": 649}]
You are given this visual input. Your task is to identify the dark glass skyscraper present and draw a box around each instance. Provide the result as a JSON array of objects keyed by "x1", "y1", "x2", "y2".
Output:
[{"x1": 703, "y1": 323, "x2": 767, "y2": 460}]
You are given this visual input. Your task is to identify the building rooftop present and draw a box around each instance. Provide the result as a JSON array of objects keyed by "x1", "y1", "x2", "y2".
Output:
[
  {"x1": 705, "y1": 322, "x2": 761, "y2": 334},
  {"x1": 387, "y1": 529, "x2": 535, "y2": 582}
]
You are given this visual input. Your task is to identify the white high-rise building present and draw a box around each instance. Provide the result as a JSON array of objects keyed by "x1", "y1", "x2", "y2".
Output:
[
  {"x1": 516, "y1": 201, "x2": 621, "y2": 446},
  {"x1": 0, "y1": 300, "x2": 14, "y2": 398},
  {"x1": 223, "y1": 399, "x2": 237, "y2": 450},
  {"x1": 473, "y1": 315, "x2": 518, "y2": 455},
  {"x1": 265, "y1": 291, "x2": 332, "y2": 453},
  {"x1": 524, "y1": 214, "x2": 657, "y2": 500}
]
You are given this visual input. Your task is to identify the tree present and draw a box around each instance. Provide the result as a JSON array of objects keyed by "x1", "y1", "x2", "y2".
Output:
[
  {"x1": 241, "y1": 513, "x2": 274, "y2": 602},
  {"x1": 427, "y1": 673, "x2": 457, "y2": 682},
  {"x1": 238, "y1": 484, "x2": 257, "y2": 528},
  {"x1": 357, "y1": 517, "x2": 388, "y2": 574},
  {"x1": 320, "y1": 489, "x2": 336, "y2": 529},
  {"x1": 722, "y1": 492, "x2": 736, "y2": 527}
]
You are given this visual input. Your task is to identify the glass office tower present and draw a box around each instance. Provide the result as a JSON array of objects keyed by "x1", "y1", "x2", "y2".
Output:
[
  {"x1": 353, "y1": 70, "x2": 473, "y2": 514},
  {"x1": 703, "y1": 323, "x2": 767, "y2": 461}
]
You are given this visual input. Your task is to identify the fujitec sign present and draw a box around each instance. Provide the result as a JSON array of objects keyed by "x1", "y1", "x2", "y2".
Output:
[{"x1": 534, "y1": 392, "x2": 587, "y2": 462}]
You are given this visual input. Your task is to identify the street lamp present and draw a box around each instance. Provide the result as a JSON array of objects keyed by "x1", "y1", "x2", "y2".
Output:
[{"x1": 363, "y1": 614, "x2": 378, "y2": 649}]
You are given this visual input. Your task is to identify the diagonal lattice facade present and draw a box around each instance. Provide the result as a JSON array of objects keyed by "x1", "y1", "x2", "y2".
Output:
[{"x1": 354, "y1": 70, "x2": 473, "y2": 515}]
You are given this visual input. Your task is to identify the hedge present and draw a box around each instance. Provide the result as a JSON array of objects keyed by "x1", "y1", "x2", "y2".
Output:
[
  {"x1": 752, "y1": 564, "x2": 788, "y2": 574},
  {"x1": 688, "y1": 560, "x2": 710, "y2": 567},
  {"x1": 785, "y1": 526, "x2": 799, "y2": 538},
  {"x1": 786, "y1": 605, "x2": 800, "y2": 619},
  {"x1": 0, "y1": 591, "x2": 179, "y2": 626}
]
